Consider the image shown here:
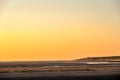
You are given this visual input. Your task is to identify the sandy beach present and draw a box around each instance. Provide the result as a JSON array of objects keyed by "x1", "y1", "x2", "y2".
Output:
[{"x1": 0, "y1": 70, "x2": 120, "y2": 80}]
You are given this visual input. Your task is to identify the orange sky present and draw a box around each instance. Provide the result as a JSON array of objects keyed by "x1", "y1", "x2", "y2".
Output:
[{"x1": 0, "y1": 0, "x2": 120, "y2": 61}]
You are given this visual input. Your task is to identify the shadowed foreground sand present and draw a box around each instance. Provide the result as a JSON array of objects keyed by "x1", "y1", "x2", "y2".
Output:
[{"x1": 0, "y1": 70, "x2": 120, "y2": 80}]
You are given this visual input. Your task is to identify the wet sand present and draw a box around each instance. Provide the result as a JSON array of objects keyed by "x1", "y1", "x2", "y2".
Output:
[{"x1": 0, "y1": 70, "x2": 120, "y2": 80}]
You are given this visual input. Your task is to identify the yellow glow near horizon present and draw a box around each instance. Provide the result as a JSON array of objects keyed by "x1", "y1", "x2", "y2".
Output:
[{"x1": 0, "y1": 0, "x2": 120, "y2": 61}]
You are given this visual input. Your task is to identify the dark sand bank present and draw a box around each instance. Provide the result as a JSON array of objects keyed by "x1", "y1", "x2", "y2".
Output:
[
  {"x1": 0, "y1": 75, "x2": 119, "y2": 80},
  {"x1": 0, "y1": 71, "x2": 120, "y2": 80}
]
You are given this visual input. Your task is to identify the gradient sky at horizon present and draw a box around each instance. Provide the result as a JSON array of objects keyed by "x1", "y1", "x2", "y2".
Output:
[{"x1": 0, "y1": 0, "x2": 120, "y2": 61}]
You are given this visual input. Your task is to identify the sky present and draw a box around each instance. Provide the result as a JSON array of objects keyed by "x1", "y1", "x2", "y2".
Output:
[{"x1": 0, "y1": 0, "x2": 120, "y2": 61}]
